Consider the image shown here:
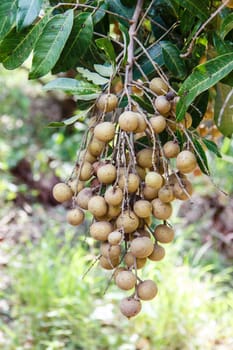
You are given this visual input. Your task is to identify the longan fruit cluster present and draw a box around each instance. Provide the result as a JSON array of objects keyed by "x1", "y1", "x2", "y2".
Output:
[{"x1": 52, "y1": 77, "x2": 199, "y2": 318}]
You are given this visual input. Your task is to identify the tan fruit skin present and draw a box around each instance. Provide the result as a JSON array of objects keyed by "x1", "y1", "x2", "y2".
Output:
[
  {"x1": 148, "y1": 244, "x2": 165, "y2": 261},
  {"x1": 149, "y1": 78, "x2": 168, "y2": 95},
  {"x1": 137, "y1": 280, "x2": 158, "y2": 300},
  {"x1": 97, "y1": 94, "x2": 118, "y2": 112},
  {"x1": 119, "y1": 297, "x2": 142, "y2": 318},
  {"x1": 90, "y1": 221, "x2": 113, "y2": 241},
  {"x1": 154, "y1": 224, "x2": 174, "y2": 244},
  {"x1": 94, "y1": 122, "x2": 115, "y2": 142},
  {"x1": 53, "y1": 183, "x2": 73, "y2": 203},
  {"x1": 176, "y1": 151, "x2": 197, "y2": 173},
  {"x1": 152, "y1": 198, "x2": 173, "y2": 220},
  {"x1": 119, "y1": 111, "x2": 139, "y2": 132},
  {"x1": 66, "y1": 208, "x2": 84, "y2": 226}
]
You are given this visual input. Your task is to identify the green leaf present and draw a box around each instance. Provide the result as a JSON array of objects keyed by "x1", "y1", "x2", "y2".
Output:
[
  {"x1": 214, "y1": 83, "x2": 233, "y2": 138},
  {"x1": 178, "y1": 0, "x2": 209, "y2": 21},
  {"x1": 47, "y1": 122, "x2": 66, "y2": 128},
  {"x1": 77, "y1": 67, "x2": 109, "y2": 85},
  {"x1": 47, "y1": 111, "x2": 89, "y2": 128},
  {"x1": 189, "y1": 90, "x2": 209, "y2": 128},
  {"x1": 0, "y1": 0, "x2": 17, "y2": 41},
  {"x1": 95, "y1": 38, "x2": 116, "y2": 66},
  {"x1": 119, "y1": 23, "x2": 130, "y2": 64},
  {"x1": 220, "y1": 13, "x2": 233, "y2": 40},
  {"x1": 202, "y1": 139, "x2": 222, "y2": 158},
  {"x1": 131, "y1": 95, "x2": 154, "y2": 113},
  {"x1": 43, "y1": 78, "x2": 101, "y2": 100},
  {"x1": 107, "y1": 0, "x2": 134, "y2": 25},
  {"x1": 134, "y1": 43, "x2": 164, "y2": 79},
  {"x1": 94, "y1": 64, "x2": 113, "y2": 77},
  {"x1": 0, "y1": 13, "x2": 49, "y2": 70},
  {"x1": 93, "y1": 3, "x2": 108, "y2": 25},
  {"x1": 176, "y1": 52, "x2": 233, "y2": 121},
  {"x1": 16, "y1": 0, "x2": 42, "y2": 31},
  {"x1": 53, "y1": 13, "x2": 93, "y2": 74},
  {"x1": 29, "y1": 10, "x2": 74, "y2": 79},
  {"x1": 212, "y1": 33, "x2": 233, "y2": 55},
  {"x1": 160, "y1": 41, "x2": 187, "y2": 80},
  {"x1": 192, "y1": 138, "x2": 210, "y2": 175}
]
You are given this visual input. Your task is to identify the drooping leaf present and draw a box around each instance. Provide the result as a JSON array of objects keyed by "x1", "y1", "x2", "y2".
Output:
[
  {"x1": 53, "y1": 13, "x2": 93, "y2": 74},
  {"x1": 177, "y1": 0, "x2": 209, "y2": 21},
  {"x1": 29, "y1": 10, "x2": 73, "y2": 79},
  {"x1": 0, "y1": 0, "x2": 17, "y2": 41},
  {"x1": 95, "y1": 38, "x2": 116, "y2": 67},
  {"x1": 192, "y1": 138, "x2": 210, "y2": 175},
  {"x1": 43, "y1": 78, "x2": 101, "y2": 100},
  {"x1": 77, "y1": 67, "x2": 109, "y2": 85},
  {"x1": 202, "y1": 139, "x2": 222, "y2": 158},
  {"x1": 160, "y1": 41, "x2": 187, "y2": 80},
  {"x1": 176, "y1": 52, "x2": 233, "y2": 121},
  {"x1": 16, "y1": 0, "x2": 43, "y2": 31},
  {"x1": 47, "y1": 110, "x2": 90, "y2": 127},
  {"x1": 134, "y1": 43, "x2": 164, "y2": 79},
  {"x1": 94, "y1": 64, "x2": 113, "y2": 77},
  {"x1": 220, "y1": 12, "x2": 233, "y2": 40},
  {"x1": 0, "y1": 13, "x2": 50, "y2": 70},
  {"x1": 212, "y1": 33, "x2": 233, "y2": 55},
  {"x1": 214, "y1": 83, "x2": 233, "y2": 138},
  {"x1": 119, "y1": 23, "x2": 130, "y2": 64},
  {"x1": 189, "y1": 90, "x2": 209, "y2": 128}
]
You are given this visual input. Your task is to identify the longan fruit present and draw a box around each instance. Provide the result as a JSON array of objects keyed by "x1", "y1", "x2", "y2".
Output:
[
  {"x1": 137, "y1": 280, "x2": 158, "y2": 300},
  {"x1": 90, "y1": 221, "x2": 113, "y2": 241},
  {"x1": 68, "y1": 179, "x2": 85, "y2": 194},
  {"x1": 118, "y1": 111, "x2": 139, "y2": 132},
  {"x1": 100, "y1": 242, "x2": 121, "y2": 259},
  {"x1": 88, "y1": 137, "x2": 105, "y2": 156},
  {"x1": 149, "y1": 77, "x2": 169, "y2": 95},
  {"x1": 115, "y1": 270, "x2": 136, "y2": 290},
  {"x1": 137, "y1": 229, "x2": 151, "y2": 238},
  {"x1": 79, "y1": 150, "x2": 96, "y2": 164},
  {"x1": 97, "y1": 93, "x2": 118, "y2": 112},
  {"x1": 142, "y1": 185, "x2": 159, "y2": 201},
  {"x1": 99, "y1": 255, "x2": 119, "y2": 270},
  {"x1": 104, "y1": 186, "x2": 123, "y2": 206},
  {"x1": 158, "y1": 185, "x2": 174, "y2": 203},
  {"x1": 176, "y1": 150, "x2": 197, "y2": 173},
  {"x1": 97, "y1": 164, "x2": 117, "y2": 184},
  {"x1": 133, "y1": 200, "x2": 152, "y2": 218},
  {"x1": 180, "y1": 112, "x2": 192, "y2": 129},
  {"x1": 52, "y1": 183, "x2": 73, "y2": 203},
  {"x1": 108, "y1": 231, "x2": 122, "y2": 245},
  {"x1": 136, "y1": 165, "x2": 146, "y2": 180},
  {"x1": 118, "y1": 173, "x2": 140, "y2": 193},
  {"x1": 173, "y1": 179, "x2": 193, "y2": 200},
  {"x1": 76, "y1": 188, "x2": 93, "y2": 209},
  {"x1": 88, "y1": 195, "x2": 108, "y2": 217},
  {"x1": 94, "y1": 122, "x2": 115, "y2": 142},
  {"x1": 113, "y1": 267, "x2": 125, "y2": 281},
  {"x1": 134, "y1": 113, "x2": 147, "y2": 133},
  {"x1": 107, "y1": 205, "x2": 121, "y2": 218},
  {"x1": 136, "y1": 148, "x2": 155, "y2": 168},
  {"x1": 145, "y1": 171, "x2": 163, "y2": 190},
  {"x1": 124, "y1": 252, "x2": 147, "y2": 269},
  {"x1": 119, "y1": 297, "x2": 142, "y2": 318},
  {"x1": 150, "y1": 115, "x2": 166, "y2": 133},
  {"x1": 152, "y1": 198, "x2": 172, "y2": 220},
  {"x1": 66, "y1": 208, "x2": 85, "y2": 226},
  {"x1": 148, "y1": 244, "x2": 165, "y2": 261},
  {"x1": 130, "y1": 237, "x2": 154, "y2": 258},
  {"x1": 116, "y1": 210, "x2": 139, "y2": 233},
  {"x1": 154, "y1": 224, "x2": 174, "y2": 243},
  {"x1": 79, "y1": 162, "x2": 93, "y2": 181},
  {"x1": 155, "y1": 96, "x2": 171, "y2": 115},
  {"x1": 163, "y1": 141, "x2": 180, "y2": 158}
]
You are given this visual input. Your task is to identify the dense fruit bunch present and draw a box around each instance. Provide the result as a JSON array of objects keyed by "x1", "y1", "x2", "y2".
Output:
[{"x1": 52, "y1": 77, "x2": 199, "y2": 318}]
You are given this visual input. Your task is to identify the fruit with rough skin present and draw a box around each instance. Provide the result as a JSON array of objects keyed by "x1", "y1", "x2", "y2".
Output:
[
  {"x1": 115, "y1": 270, "x2": 136, "y2": 290},
  {"x1": 88, "y1": 137, "x2": 105, "y2": 156},
  {"x1": 130, "y1": 237, "x2": 154, "y2": 258},
  {"x1": 118, "y1": 173, "x2": 140, "y2": 193},
  {"x1": 108, "y1": 231, "x2": 122, "y2": 245},
  {"x1": 100, "y1": 242, "x2": 121, "y2": 259},
  {"x1": 136, "y1": 148, "x2": 154, "y2": 168},
  {"x1": 97, "y1": 164, "x2": 117, "y2": 184},
  {"x1": 173, "y1": 179, "x2": 193, "y2": 200},
  {"x1": 107, "y1": 205, "x2": 121, "y2": 218},
  {"x1": 76, "y1": 188, "x2": 93, "y2": 209},
  {"x1": 119, "y1": 297, "x2": 142, "y2": 318},
  {"x1": 149, "y1": 77, "x2": 169, "y2": 95},
  {"x1": 78, "y1": 162, "x2": 93, "y2": 181},
  {"x1": 163, "y1": 141, "x2": 180, "y2": 158},
  {"x1": 158, "y1": 185, "x2": 174, "y2": 203},
  {"x1": 142, "y1": 185, "x2": 159, "y2": 201},
  {"x1": 66, "y1": 208, "x2": 85, "y2": 226},
  {"x1": 176, "y1": 150, "x2": 197, "y2": 173},
  {"x1": 116, "y1": 210, "x2": 139, "y2": 233},
  {"x1": 118, "y1": 111, "x2": 139, "y2": 132},
  {"x1": 137, "y1": 280, "x2": 158, "y2": 300},
  {"x1": 90, "y1": 221, "x2": 113, "y2": 241},
  {"x1": 134, "y1": 113, "x2": 147, "y2": 133},
  {"x1": 99, "y1": 255, "x2": 119, "y2": 270},
  {"x1": 148, "y1": 244, "x2": 165, "y2": 261},
  {"x1": 145, "y1": 171, "x2": 163, "y2": 190},
  {"x1": 94, "y1": 122, "x2": 115, "y2": 142},
  {"x1": 52, "y1": 183, "x2": 73, "y2": 203},
  {"x1": 133, "y1": 200, "x2": 152, "y2": 218},
  {"x1": 97, "y1": 93, "x2": 118, "y2": 112},
  {"x1": 104, "y1": 186, "x2": 123, "y2": 206},
  {"x1": 154, "y1": 224, "x2": 174, "y2": 243},
  {"x1": 155, "y1": 96, "x2": 171, "y2": 115},
  {"x1": 124, "y1": 252, "x2": 147, "y2": 269},
  {"x1": 150, "y1": 115, "x2": 166, "y2": 133},
  {"x1": 88, "y1": 195, "x2": 108, "y2": 217},
  {"x1": 152, "y1": 198, "x2": 173, "y2": 220},
  {"x1": 68, "y1": 179, "x2": 85, "y2": 194}
]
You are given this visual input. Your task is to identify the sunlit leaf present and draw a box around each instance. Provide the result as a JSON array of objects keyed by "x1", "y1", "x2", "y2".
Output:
[{"x1": 16, "y1": 0, "x2": 43, "y2": 31}]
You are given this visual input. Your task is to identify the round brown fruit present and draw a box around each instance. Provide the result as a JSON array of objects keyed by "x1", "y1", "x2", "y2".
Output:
[
  {"x1": 158, "y1": 185, "x2": 174, "y2": 203},
  {"x1": 78, "y1": 162, "x2": 93, "y2": 181},
  {"x1": 90, "y1": 221, "x2": 113, "y2": 241},
  {"x1": 152, "y1": 198, "x2": 172, "y2": 220},
  {"x1": 136, "y1": 165, "x2": 146, "y2": 180},
  {"x1": 154, "y1": 224, "x2": 174, "y2": 243},
  {"x1": 100, "y1": 242, "x2": 121, "y2": 259},
  {"x1": 149, "y1": 77, "x2": 169, "y2": 95},
  {"x1": 124, "y1": 252, "x2": 147, "y2": 269},
  {"x1": 176, "y1": 150, "x2": 197, "y2": 173},
  {"x1": 173, "y1": 179, "x2": 193, "y2": 200},
  {"x1": 68, "y1": 179, "x2": 85, "y2": 194},
  {"x1": 118, "y1": 111, "x2": 139, "y2": 132},
  {"x1": 119, "y1": 297, "x2": 142, "y2": 318},
  {"x1": 115, "y1": 270, "x2": 136, "y2": 290},
  {"x1": 180, "y1": 112, "x2": 192, "y2": 129},
  {"x1": 130, "y1": 237, "x2": 154, "y2": 258},
  {"x1": 134, "y1": 113, "x2": 147, "y2": 133},
  {"x1": 118, "y1": 173, "x2": 140, "y2": 193},
  {"x1": 97, "y1": 93, "x2": 118, "y2": 112},
  {"x1": 99, "y1": 255, "x2": 119, "y2": 270},
  {"x1": 52, "y1": 183, "x2": 73, "y2": 203},
  {"x1": 88, "y1": 195, "x2": 108, "y2": 217},
  {"x1": 97, "y1": 164, "x2": 117, "y2": 184},
  {"x1": 66, "y1": 208, "x2": 85, "y2": 226},
  {"x1": 142, "y1": 185, "x2": 159, "y2": 201},
  {"x1": 94, "y1": 122, "x2": 115, "y2": 142},
  {"x1": 145, "y1": 171, "x2": 163, "y2": 190},
  {"x1": 133, "y1": 200, "x2": 152, "y2": 218},
  {"x1": 108, "y1": 231, "x2": 122, "y2": 245},
  {"x1": 76, "y1": 188, "x2": 93, "y2": 209},
  {"x1": 80, "y1": 150, "x2": 96, "y2": 164},
  {"x1": 137, "y1": 280, "x2": 158, "y2": 300},
  {"x1": 163, "y1": 141, "x2": 180, "y2": 158},
  {"x1": 88, "y1": 137, "x2": 105, "y2": 157},
  {"x1": 136, "y1": 148, "x2": 154, "y2": 168},
  {"x1": 148, "y1": 244, "x2": 165, "y2": 261},
  {"x1": 155, "y1": 96, "x2": 171, "y2": 115},
  {"x1": 150, "y1": 115, "x2": 166, "y2": 133},
  {"x1": 116, "y1": 210, "x2": 139, "y2": 233},
  {"x1": 104, "y1": 186, "x2": 123, "y2": 206},
  {"x1": 107, "y1": 205, "x2": 121, "y2": 218}
]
